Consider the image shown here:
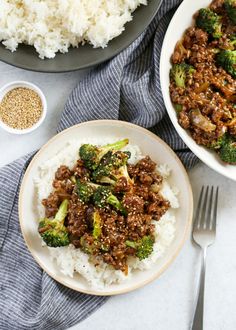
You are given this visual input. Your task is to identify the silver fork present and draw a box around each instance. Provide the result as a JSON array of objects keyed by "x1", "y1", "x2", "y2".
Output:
[{"x1": 191, "y1": 186, "x2": 219, "y2": 330}]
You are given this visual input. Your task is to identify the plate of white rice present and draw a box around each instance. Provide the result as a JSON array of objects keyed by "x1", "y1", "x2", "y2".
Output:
[
  {"x1": 0, "y1": 0, "x2": 162, "y2": 72},
  {"x1": 19, "y1": 120, "x2": 193, "y2": 295}
]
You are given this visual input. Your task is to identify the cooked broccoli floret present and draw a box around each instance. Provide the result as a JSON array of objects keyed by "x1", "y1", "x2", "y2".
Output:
[
  {"x1": 70, "y1": 175, "x2": 76, "y2": 184},
  {"x1": 79, "y1": 139, "x2": 129, "y2": 170},
  {"x1": 80, "y1": 209, "x2": 108, "y2": 253},
  {"x1": 93, "y1": 186, "x2": 127, "y2": 215},
  {"x1": 92, "y1": 210, "x2": 102, "y2": 239},
  {"x1": 92, "y1": 150, "x2": 130, "y2": 181},
  {"x1": 219, "y1": 134, "x2": 236, "y2": 164},
  {"x1": 223, "y1": 35, "x2": 236, "y2": 51},
  {"x1": 170, "y1": 63, "x2": 195, "y2": 88},
  {"x1": 79, "y1": 211, "x2": 102, "y2": 253},
  {"x1": 196, "y1": 8, "x2": 222, "y2": 38},
  {"x1": 229, "y1": 34, "x2": 236, "y2": 49},
  {"x1": 38, "y1": 199, "x2": 69, "y2": 247},
  {"x1": 76, "y1": 180, "x2": 98, "y2": 203},
  {"x1": 174, "y1": 104, "x2": 183, "y2": 113},
  {"x1": 126, "y1": 235, "x2": 154, "y2": 260},
  {"x1": 103, "y1": 165, "x2": 134, "y2": 186},
  {"x1": 112, "y1": 164, "x2": 133, "y2": 184},
  {"x1": 216, "y1": 50, "x2": 236, "y2": 78},
  {"x1": 225, "y1": 0, "x2": 236, "y2": 24},
  {"x1": 208, "y1": 135, "x2": 225, "y2": 149},
  {"x1": 95, "y1": 160, "x2": 134, "y2": 190}
]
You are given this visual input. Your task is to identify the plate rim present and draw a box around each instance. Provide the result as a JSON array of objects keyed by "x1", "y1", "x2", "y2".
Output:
[
  {"x1": 0, "y1": 0, "x2": 163, "y2": 73},
  {"x1": 19, "y1": 120, "x2": 193, "y2": 295}
]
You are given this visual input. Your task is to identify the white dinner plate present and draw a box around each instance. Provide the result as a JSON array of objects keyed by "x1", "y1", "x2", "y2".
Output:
[{"x1": 19, "y1": 120, "x2": 193, "y2": 295}]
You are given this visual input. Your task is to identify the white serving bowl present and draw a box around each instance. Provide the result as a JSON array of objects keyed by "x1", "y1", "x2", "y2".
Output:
[
  {"x1": 19, "y1": 120, "x2": 193, "y2": 295},
  {"x1": 160, "y1": 0, "x2": 236, "y2": 181},
  {"x1": 0, "y1": 81, "x2": 47, "y2": 134}
]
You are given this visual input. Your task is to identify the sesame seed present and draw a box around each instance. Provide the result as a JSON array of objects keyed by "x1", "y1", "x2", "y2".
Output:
[{"x1": 0, "y1": 87, "x2": 43, "y2": 129}]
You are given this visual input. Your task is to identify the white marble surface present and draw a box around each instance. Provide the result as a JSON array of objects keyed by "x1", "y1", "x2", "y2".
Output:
[{"x1": 1, "y1": 61, "x2": 236, "y2": 330}]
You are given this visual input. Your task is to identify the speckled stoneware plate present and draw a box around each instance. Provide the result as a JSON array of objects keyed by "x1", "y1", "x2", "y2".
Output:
[
  {"x1": 19, "y1": 120, "x2": 193, "y2": 296},
  {"x1": 0, "y1": 0, "x2": 162, "y2": 73},
  {"x1": 160, "y1": 0, "x2": 236, "y2": 181}
]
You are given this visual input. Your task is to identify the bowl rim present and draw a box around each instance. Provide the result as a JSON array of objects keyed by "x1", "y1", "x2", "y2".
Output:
[
  {"x1": 18, "y1": 120, "x2": 193, "y2": 296},
  {"x1": 0, "y1": 0, "x2": 163, "y2": 73},
  {"x1": 159, "y1": 0, "x2": 236, "y2": 181},
  {"x1": 0, "y1": 80, "x2": 47, "y2": 134}
]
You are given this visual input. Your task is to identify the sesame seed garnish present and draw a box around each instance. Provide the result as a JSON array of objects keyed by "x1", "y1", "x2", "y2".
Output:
[{"x1": 0, "y1": 87, "x2": 43, "y2": 129}]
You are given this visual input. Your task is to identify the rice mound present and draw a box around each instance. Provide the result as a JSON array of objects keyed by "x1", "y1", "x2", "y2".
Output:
[
  {"x1": 0, "y1": 0, "x2": 147, "y2": 59},
  {"x1": 35, "y1": 139, "x2": 179, "y2": 288}
]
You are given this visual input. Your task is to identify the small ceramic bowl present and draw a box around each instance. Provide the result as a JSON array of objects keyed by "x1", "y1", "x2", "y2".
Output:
[{"x1": 0, "y1": 81, "x2": 47, "y2": 134}]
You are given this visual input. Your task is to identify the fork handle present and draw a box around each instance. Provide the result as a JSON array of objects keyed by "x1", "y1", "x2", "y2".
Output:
[{"x1": 191, "y1": 247, "x2": 207, "y2": 330}]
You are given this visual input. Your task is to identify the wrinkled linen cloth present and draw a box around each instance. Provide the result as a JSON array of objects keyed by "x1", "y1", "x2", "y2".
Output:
[{"x1": 0, "y1": 0, "x2": 198, "y2": 329}]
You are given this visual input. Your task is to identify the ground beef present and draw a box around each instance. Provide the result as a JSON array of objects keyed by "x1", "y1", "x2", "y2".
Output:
[
  {"x1": 42, "y1": 192, "x2": 60, "y2": 217},
  {"x1": 72, "y1": 159, "x2": 90, "y2": 179},
  {"x1": 138, "y1": 171, "x2": 154, "y2": 185},
  {"x1": 171, "y1": 41, "x2": 190, "y2": 64},
  {"x1": 229, "y1": 120, "x2": 236, "y2": 137},
  {"x1": 178, "y1": 111, "x2": 190, "y2": 129},
  {"x1": 123, "y1": 194, "x2": 144, "y2": 213},
  {"x1": 127, "y1": 164, "x2": 139, "y2": 177},
  {"x1": 182, "y1": 27, "x2": 208, "y2": 49},
  {"x1": 209, "y1": 0, "x2": 224, "y2": 11},
  {"x1": 66, "y1": 194, "x2": 88, "y2": 238},
  {"x1": 134, "y1": 184, "x2": 150, "y2": 200},
  {"x1": 52, "y1": 179, "x2": 73, "y2": 195},
  {"x1": 114, "y1": 177, "x2": 131, "y2": 193},
  {"x1": 41, "y1": 151, "x2": 170, "y2": 271},
  {"x1": 136, "y1": 156, "x2": 156, "y2": 172},
  {"x1": 147, "y1": 199, "x2": 170, "y2": 220},
  {"x1": 126, "y1": 213, "x2": 155, "y2": 240},
  {"x1": 55, "y1": 165, "x2": 71, "y2": 180},
  {"x1": 169, "y1": 0, "x2": 236, "y2": 152}
]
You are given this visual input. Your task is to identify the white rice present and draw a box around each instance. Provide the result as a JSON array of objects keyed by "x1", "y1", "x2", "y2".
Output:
[
  {"x1": 0, "y1": 0, "x2": 146, "y2": 59},
  {"x1": 35, "y1": 139, "x2": 179, "y2": 288}
]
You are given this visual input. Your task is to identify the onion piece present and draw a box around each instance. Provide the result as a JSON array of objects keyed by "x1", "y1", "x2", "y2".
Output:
[{"x1": 190, "y1": 109, "x2": 216, "y2": 132}]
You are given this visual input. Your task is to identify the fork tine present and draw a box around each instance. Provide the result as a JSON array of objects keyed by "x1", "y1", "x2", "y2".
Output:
[
  {"x1": 194, "y1": 186, "x2": 204, "y2": 229},
  {"x1": 200, "y1": 186, "x2": 209, "y2": 228},
  {"x1": 211, "y1": 186, "x2": 219, "y2": 231},
  {"x1": 205, "y1": 186, "x2": 214, "y2": 229}
]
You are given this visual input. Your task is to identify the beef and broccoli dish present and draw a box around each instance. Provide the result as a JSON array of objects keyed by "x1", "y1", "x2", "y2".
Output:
[
  {"x1": 170, "y1": 0, "x2": 236, "y2": 164},
  {"x1": 38, "y1": 139, "x2": 171, "y2": 273}
]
